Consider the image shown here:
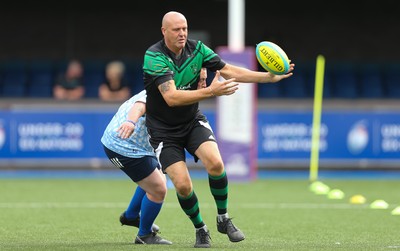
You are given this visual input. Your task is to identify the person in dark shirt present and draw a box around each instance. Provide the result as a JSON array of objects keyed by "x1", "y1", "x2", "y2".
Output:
[
  {"x1": 53, "y1": 59, "x2": 85, "y2": 100},
  {"x1": 143, "y1": 11, "x2": 295, "y2": 248}
]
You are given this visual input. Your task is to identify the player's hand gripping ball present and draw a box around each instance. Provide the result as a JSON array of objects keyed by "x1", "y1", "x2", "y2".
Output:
[{"x1": 256, "y1": 41, "x2": 290, "y2": 75}]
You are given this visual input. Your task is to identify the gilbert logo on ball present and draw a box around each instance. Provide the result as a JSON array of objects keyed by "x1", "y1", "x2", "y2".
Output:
[{"x1": 256, "y1": 41, "x2": 290, "y2": 75}]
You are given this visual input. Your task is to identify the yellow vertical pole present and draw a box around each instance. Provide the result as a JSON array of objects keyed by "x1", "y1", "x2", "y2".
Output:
[{"x1": 309, "y1": 55, "x2": 325, "y2": 182}]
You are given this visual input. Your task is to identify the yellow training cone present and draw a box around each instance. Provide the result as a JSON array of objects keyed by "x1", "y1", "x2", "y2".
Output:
[
  {"x1": 309, "y1": 181, "x2": 330, "y2": 195},
  {"x1": 349, "y1": 195, "x2": 366, "y2": 204},
  {"x1": 327, "y1": 189, "x2": 345, "y2": 199},
  {"x1": 370, "y1": 200, "x2": 389, "y2": 209},
  {"x1": 391, "y1": 206, "x2": 400, "y2": 215}
]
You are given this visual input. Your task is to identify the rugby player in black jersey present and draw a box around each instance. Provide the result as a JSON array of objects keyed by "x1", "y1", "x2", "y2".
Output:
[{"x1": 143, "y1": 11, "x2": 294, "y2": 248}]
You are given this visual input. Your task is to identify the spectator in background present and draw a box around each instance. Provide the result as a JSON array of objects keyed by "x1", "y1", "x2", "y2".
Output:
[
  {"x1": 53, "y1": 59, "x2": 85, "y2": 100},
  {"x1": 99, "y1": 60, "x2": 131, "y2": 101}
]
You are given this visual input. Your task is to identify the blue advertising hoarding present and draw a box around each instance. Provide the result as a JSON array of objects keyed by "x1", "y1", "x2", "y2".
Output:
[
  {"x1": 257, "y1": 109, "x2": 400, "y2": 166},
  {"x1": 1, "y1": 108, "x2": 400, "y2": 168},
  {"x1": 0, "y1": 110, "x2": 112, "y2": 159}
]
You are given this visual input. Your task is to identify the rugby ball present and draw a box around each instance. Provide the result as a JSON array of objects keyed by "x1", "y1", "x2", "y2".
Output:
[{"x1": 256, "y1": 41, "x2": 290, "y2": 75}]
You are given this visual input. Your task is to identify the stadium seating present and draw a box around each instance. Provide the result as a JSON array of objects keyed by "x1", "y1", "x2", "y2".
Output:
[
  {"x1": 306, "y1": 70, "x2": 333, "y2": 99},
  {"x1": 1, "y1": 60, "x2": 28, "y2": 97},
  {"x1": 281, "y1": 72, "x2": 308, "y2": 98},
  {"x1": 123, "y1": 59, "x2": 144, "y2": 94},
  {"x1": 358, "y1": 63, "x2": 384, "y2": 98},
  {"x1": 280, "y1": 62, "x2": 310, "y2": 98},
  {"x1": 1, "y1": 59, "x2": 399, "y2": 100},
  {"x1": 384, "y1": 64, "x2": 400, "y2": 98},
  {"x1": 330, "y1": 62, "x2": 359, "y2": 98},
  {"x1": 0, "y1": 69, "x2": 3, "y2": 97},
  {"x1": 27, "y1": 59, "x2": 54, "y2": 98},
  {"x1": 82, "y1": 60, "x2": 106, "y2": 98},
  {"x1": 257, "y1": 83, "x2": 282, "y2": 98},
  {"x1": 255, "y1": 64, "x2": 281, "y2": 98}
]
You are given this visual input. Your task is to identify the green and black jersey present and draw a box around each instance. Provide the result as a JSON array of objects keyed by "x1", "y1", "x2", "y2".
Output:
[{"x1": 143, "y1": 39, "x2": 225, "y2": 132}]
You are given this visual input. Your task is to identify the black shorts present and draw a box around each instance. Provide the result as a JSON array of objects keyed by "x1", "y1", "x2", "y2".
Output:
[
  {"x1": 103, "y1": 145, "x2": 160, "y2": 182},
  {"x1": 147, "y1": 115, "x2": 216, "y2": 172}
]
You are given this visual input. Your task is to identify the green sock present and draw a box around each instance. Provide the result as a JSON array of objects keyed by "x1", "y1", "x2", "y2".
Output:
[
  {"x1": 209, "y1": 171, "x2": 228, "y2": 214},
  {"x1": 177, "y1": 190, "x2": 205, "y2": 228}
]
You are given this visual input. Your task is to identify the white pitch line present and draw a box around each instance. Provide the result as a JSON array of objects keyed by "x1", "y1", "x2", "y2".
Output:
[
  {"x1": 0, "y1": 202, "x2": 127, "y2": 208},
  {"x1": 0, "y1": 202, "x2": 377, "y2": 209}
]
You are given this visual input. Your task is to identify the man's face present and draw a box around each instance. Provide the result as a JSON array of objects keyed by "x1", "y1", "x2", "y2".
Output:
[{"x1": 162, "y1": 16, "x2": 187, "y2": 54}]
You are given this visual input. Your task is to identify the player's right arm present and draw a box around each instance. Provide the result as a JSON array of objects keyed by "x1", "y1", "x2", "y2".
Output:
[
  {"x1": 158, "y1": 71, "x2": 239, "y2": 107},
  {"x1": 219, "y1": 63, "x2": 294, "y2": 84},
  {"x1": 117, "y1": 101, "x2": 146, "y2": 139}
]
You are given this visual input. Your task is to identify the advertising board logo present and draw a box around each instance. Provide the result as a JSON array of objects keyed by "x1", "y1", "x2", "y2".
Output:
[
  {"x1": 0, "y1": 125, "x2": 5, "y2": 149},
  {"x1": 225, "y1": 154, "x2": 249, "y2": 176},
  {"x1": 347, "y1": 121, "x2": 369, "y2": 155},
  {"x1": 0, "y1": 124, "x2": 6, "y2": 149}
]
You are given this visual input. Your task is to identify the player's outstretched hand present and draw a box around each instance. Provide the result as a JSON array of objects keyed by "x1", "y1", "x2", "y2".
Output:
[
  {"x1": 209, "y1": 70, "x2": 239, "y2": 96},
  {"x1": 267, "y1": 63, "x2": 295, "y2": 83},
  {"x1": 117, "y1": 121, "x2": 135, "y2": 139}
]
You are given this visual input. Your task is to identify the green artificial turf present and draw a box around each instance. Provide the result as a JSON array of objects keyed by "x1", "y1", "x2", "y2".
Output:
[{"x1": 0, "y1": 178, "x2": 399, "y2": 250}]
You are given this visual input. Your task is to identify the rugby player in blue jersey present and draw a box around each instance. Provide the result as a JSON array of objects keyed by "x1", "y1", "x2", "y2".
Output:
[
  {"x1": 101, "y1": 90, "x2": 171, "y2": 245},
  {"x1": 101, "y1": 68, "x2": 208, "y2": 245}
]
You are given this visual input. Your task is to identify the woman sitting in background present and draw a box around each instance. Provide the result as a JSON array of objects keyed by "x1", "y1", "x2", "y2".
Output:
[{"x1": 99, "y1": 60, "x2": 131, "y2": 101}]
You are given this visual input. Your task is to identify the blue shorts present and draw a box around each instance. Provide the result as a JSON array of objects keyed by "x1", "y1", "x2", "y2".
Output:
[{"x1": 103, "y1": 145, "x2": 160, "y2": 182}]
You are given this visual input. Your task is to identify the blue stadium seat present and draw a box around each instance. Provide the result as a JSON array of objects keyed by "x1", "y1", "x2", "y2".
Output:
[
  {"x1": 0, "y1": 68, "x2": 3, "y2": 97},
  {"x1": 331, "y1": 63, "x2": 359, "y2": 98},
  {"x1": 384, "y1": 64, "x2": 400, "y2": 98},
  {"x1": 254, "y1": 63, "x2": 282, "y2": 98},
  {"x1": 54, "y1": 59, "x2": 69, "y2": 78},
  {"x1": 308, "y1": 72, "x2": 333, "y2": 99},
  {"x1": 258, "y1": 83, "x2": 282, "y2": 98},
  {"x1": 358, "y1": 63, "x2": 384, "y2": 98},
  {"x1": 282, "y1": 74, "x2": 308, "y2": 98},
  {"x1": 300, "y1": 62, "x2": 319, "y2": 98},
  {"x1": 280, "y1": 68, "x2": 308, "y2": 98},
  {"x1": 82, "y1": 60, "x2": 106, "y2": 98},
  {"x1": 1, "y1": 60, "x2": 27, "y2": 97},
  {"x1": 323, "y1": 73, "x2": 333, "y2": 98},
  {"x1": 27, "y1": 60, "x2": 55, "y2": 98},
  {"x1": 124, "y1": 60, "x2": 144, "y2": 94}
]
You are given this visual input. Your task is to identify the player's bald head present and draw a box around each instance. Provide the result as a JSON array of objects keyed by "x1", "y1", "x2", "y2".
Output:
[
  {"x1": 161, "y1": 11, "x2": 188, "y2": 54},
  {"x1": 162, "y1": 11, "x2": 186, "y2": 28}
]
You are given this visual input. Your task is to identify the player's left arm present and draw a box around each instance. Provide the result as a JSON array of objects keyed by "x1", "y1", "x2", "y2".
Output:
[
  {"x1": 117, "y1": 101, "x2": 146, "y2": 139},
  {"x1": 219, "y1": 63, "x2": 295, "y2": 83}
]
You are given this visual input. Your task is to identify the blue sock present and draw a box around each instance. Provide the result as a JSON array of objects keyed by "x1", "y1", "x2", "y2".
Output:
[
  {"x1": 125, "y1": 186, "x2": 146, "y2": 220},
  {"x1": 138, "y1": 194, "x2": 163, "y2": 236}
]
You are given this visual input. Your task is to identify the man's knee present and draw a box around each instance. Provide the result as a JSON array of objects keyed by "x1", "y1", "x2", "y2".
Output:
[
  {"x1": 205, "y1": 157, "x2": 224, "y2": 176},
  {"x1": 147, "y1": 181, "x2": 167, "y2": 202},
  {"x1": 155, "y1": 182, "x2": 168, "y2": 200},
  {"x1": 173, "y1": 178, "x2": 193, "y2": 197},
  {"x1": 196, "y1": 141, "x2": 224, "y2": 175},
  {"x1": 165, "y1": 161, "x2": 193, "y2": 197}
]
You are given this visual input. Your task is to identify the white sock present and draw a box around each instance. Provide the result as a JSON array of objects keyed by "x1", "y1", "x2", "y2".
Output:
[
  {"x1": 196, "y1": 225, "x2": 208, "y2": 231},
  {"x1": 217, "y1": 213, "x2": 229, "y2": 222}
]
